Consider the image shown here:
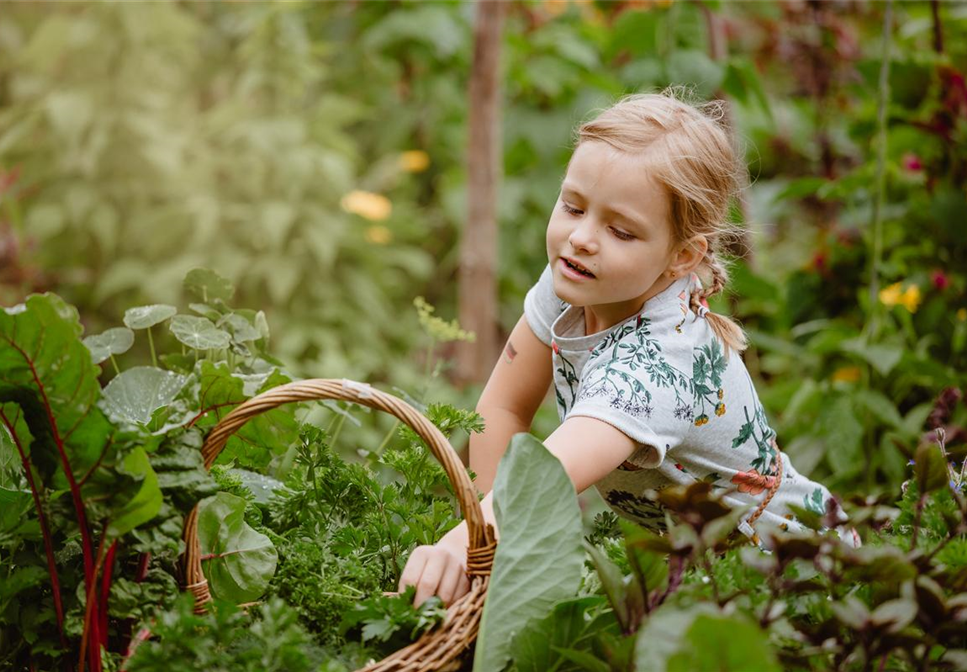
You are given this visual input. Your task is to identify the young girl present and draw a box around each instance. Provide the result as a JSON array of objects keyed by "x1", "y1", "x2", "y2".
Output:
[{"x1": 399, "y1": 89, "x2": 856, "y2": 609}]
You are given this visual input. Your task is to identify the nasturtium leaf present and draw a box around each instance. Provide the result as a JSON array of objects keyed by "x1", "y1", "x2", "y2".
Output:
[
  {"x1": 83, "y1": 327, "x2": 135, "y2": 364},
  {"x1": 218, "y1": 313, "x2": 261, "y2": 343},
  {"x1": 169, "y1": 315, "x2": 230, "y2": 350},
  {"x1": 473, "y1": 433, "x2": 584, "y2": 672},
  {"x1": 0, "y1": 293, "x2": 112, "y2": 486},
  {"x1": 123, "y1": 304, "x2": 177, "y2": 330},
  {"x1": 230, "y1": 468, "x2": 284, "y2": 505},
  {"x1": 666, "y1": 612, "x2": 781, "y2": 672},
  {"x1": 188, "y1": 303, "x2": 222, "y2": 321},
  {"x1": 197, "y1": 492, "x2": 277, "y2": 603},
  {"x1": 183, "y1": 268, "x2": 235, "y2": 302},
  {"x1": 102, "y1": 367, "x2": 188, "y2": 425},
  {"x1": 107, "y1": 447, "x2": 162, "y2": 538}
]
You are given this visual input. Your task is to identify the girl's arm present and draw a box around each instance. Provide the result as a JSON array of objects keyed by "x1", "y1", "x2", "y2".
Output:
[
  {"x1": 400, "y1": 416, "x2": 638, "y2": 606},
  {"x1": 468, "y1": 314, "x2": 554, "y2": 495}
]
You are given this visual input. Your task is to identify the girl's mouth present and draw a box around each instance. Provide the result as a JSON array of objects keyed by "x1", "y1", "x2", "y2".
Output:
[{"x1": 560, "y1": 257, "x2": 596, "y2": 279}]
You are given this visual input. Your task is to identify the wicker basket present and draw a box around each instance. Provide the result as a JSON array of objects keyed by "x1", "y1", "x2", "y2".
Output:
[{"x1": 180, "y1": 379, "x2": 497, "y2": 671}]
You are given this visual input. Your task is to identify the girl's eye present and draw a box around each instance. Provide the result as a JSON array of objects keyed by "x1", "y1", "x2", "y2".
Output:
[
  {"x1": 560, "y1": 203, "x2": 582, "y2": 216},
  {"x1": 610, "y1": 227, "x2": 635, "y2": 241}
]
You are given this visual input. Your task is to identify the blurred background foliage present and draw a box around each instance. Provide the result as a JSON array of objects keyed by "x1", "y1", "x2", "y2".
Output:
[{"x1": 1, "y1": 0, "x2": 966, "y2": 498}]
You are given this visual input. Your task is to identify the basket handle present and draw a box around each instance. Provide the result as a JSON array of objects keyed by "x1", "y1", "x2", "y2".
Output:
[{"x1": 181, "y1": 378, "x2": 496, "y2": 609}]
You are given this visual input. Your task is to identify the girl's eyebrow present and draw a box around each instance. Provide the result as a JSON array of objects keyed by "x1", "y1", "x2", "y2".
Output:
[{"x1": 561, "y1": 185, "x2": 649, "y2": 231}]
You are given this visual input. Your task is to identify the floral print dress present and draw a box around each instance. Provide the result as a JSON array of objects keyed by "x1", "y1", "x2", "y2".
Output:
[{"x1": 524, "y1": 265, "x2": 857, "y2": 545}]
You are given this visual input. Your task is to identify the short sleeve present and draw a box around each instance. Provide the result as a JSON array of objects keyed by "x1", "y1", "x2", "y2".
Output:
[
  {"x1": 568, "y1": 325, "x2": 694, "y2": 469},
  {"x1": 523, "y1": 264, "x2": 565, "y2": 347}
]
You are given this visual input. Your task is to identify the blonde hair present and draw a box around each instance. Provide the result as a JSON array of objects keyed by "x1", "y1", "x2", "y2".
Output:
[{"x1": 573, "y1": 85, "x2": 749, "y2": 358}]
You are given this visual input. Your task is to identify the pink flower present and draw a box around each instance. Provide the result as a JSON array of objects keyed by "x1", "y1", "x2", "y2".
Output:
[
  {"x1": 902, "y1": 153, "x2": 923, "y2": 172},
  {"x1": 932, "y1": 270, "x2": 950, "y2": 291}
]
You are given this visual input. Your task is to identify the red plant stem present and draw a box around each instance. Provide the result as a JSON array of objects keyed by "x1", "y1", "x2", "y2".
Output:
[
  {"x1": 120, "y1": 627, "x2": 153, "y2": 671},
  {"x1": 136, "y1": 552, "x2": 151, "y2": 582},
  {"x1": 9, "y1": 343, "x2": 98, "y2": 603},
  {"x1": 186, "y1": 402, "x2": 239, "y2": 428},
  {"x1": 79, "y1": 526, "x2": 110, "y2": 672},
  {"x1": 0, "y1": 410, "x2": 68, "y2": 651},
  {"x1": 99, "y1": 540, "x2": 118, "y2": 648}
]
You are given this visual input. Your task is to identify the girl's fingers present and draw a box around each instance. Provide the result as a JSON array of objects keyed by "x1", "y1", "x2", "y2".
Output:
[
  {"x1": 436, "y1": 554, "x2": 465, "y2": 606},
  {"x1": 413, "y1": 551, "x2": 448, "y2": 607},
  {"x1": 398, "y1": 546, "x2": 430, "y2": 593}
]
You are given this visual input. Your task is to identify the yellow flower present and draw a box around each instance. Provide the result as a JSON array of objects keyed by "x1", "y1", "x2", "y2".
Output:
[
  {"x1": 365, "y1": 225, "x2": 392, "y2": 245},
  {"x1": 958, "y1": 308, "x2": 967, "y2": 322},
  {"x1": 879, "y1": 282, "x2": 921, "y2": 313},
  {"x1": 543, "y1": 0, "x2": 568, "y2": 17},
  {"x1": 398, "y1": 150, "x2": 430, "y2": 173},
  {"x1": 715, "y1": 402, "x2": 726, "y2": 417},
  {"x1": 831, "y1": 366, "x2": 862, "y2": 383},
  {"x1": 340, "y1": 190, "x2": 392, "y2": 221}
]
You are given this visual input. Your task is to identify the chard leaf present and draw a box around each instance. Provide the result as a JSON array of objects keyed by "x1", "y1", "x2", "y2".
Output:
[
  {"x1": 102, "y1": 366, "x2": 188, "y2": 425},
  {"x1": 0, "y1": 293, "x2": 112, "y2": 487},
  {"x1": 123, "y1": 304, "x2": 177, "y2": 330},
  {"x1": 83, "y1": 327, "x2": 135, "y2": 364},
  {"x1": 197, "y1": 492, "x2": 277, "y2": 603},
  {"x1": 169, "y1": 315, "x2": 230, "y2": 350},
  {"x1": 473, "y1": 433, "x2": 584, "y2": 672},
  {"x1": 107, "y1": 446, "x2": 162, "y2": 538}
]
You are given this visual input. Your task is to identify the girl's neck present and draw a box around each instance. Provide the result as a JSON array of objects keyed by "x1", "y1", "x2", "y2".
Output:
[{"x1": 581, "y1": 274, "x2": 677, "y2": 335}]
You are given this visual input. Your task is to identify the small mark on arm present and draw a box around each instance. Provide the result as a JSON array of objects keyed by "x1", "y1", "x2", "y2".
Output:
[{"x1": 503, "y1": 341, "x2": 518, "y2": 365}]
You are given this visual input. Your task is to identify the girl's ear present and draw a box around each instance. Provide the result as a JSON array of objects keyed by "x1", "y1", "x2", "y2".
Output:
[{"x1": 668, "y1": 235, "x2": 708, "y2": 277}]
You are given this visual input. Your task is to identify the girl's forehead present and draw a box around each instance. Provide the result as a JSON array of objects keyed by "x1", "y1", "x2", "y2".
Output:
[{"x1": 564, "y1": 142, "x2": 663, "y2": 198}]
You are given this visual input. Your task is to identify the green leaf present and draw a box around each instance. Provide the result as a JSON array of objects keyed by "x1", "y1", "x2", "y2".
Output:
[
  {"x1": 474, "y1": 433, "x2": 585, "y2": 672},
  {"x1": 102, "y1": 366, "x2": 188, "y2": 425},
  {"x1": 510, "y1": 596, "x2": 609, "y2": 672},
  {"x1": 585, "y1": 543, "x2": 635, "y2": 632},
  {"x1": 839, "y1": 338, "x2": 903, "y2": 376},
  {"x1": 853, "y1": 389, "x2": 904, "y2": 429},
  {"x1": 196, "y1": 492, "x2": 277, "y2": 603},
  {"x1": 0, "y1": 294, "x2": 112, "y2": 486},
  {"x1": 635, "y1": 602, "x2": 719, "y2": 670},
  {"x1": 822, "y1": 395, "x2": 864, "y2": 475},
  {"x1": 107, "y1": 447, "x2": 162, "y2": 538},
  {"x1": 667, "y1": 613, "x2": 781, "y2": 672},
  {"x1": 914, "y1": 442, "x2": 947, "y2": 495},
  {"x1": 123, "y1": 304, "x2": 177, "y2": 330},
  {"x1": 183, "y1": 268, "x2": 235, "y2": 303},
  {"x1": 169, "y1": 315, "x2": 231, "y2": 350},
  {"x1": 83, "y1": 327, "x2": 135, "y2": 364},
  {"x1": 217, "y1": 314, "x2": 261, "y2": 343},
  {"x1": 870, "y1": 598, "x2": 917, "y2": 633}
]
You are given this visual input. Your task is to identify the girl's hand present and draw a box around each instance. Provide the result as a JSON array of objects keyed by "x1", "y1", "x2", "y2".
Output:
[{"x1": 398, "y1": 543, "x2": 470, "y2": 607}]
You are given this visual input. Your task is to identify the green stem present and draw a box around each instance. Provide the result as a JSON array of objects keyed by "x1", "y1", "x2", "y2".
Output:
[
  {"x1": 375, "y1": 419, "x2": 401, "y2": 455},
  {"x1": 329, "y1": 412, "x2": 347, "y2": 448},
  {"x1": 109, "y1": 355, "x2": 120, "y2": 377},
  {"x1": 863, "y1": 0, "x2": 894, "y2": 342},
  {"x1": 147, "y1": 327, "x2": 158, "y2": 369}
]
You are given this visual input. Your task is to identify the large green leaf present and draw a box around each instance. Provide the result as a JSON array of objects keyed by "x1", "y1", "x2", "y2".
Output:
[
  {"x1": 666, "y1": 613, "x2": 781, "y2": 672},
  {"x1": 196, "y1": 492, "x2": 277, "y2": 603},
  {"x1": 0, "y1": 294, "x2": 112, "y2": 486},
  {"x1": 183, "y1": 268, "x2": 235, "y2": 302},
  {"x1": 102, "y1": 366, "x2": 189, "y2": 425},
  {"x1": 107, "y1": 446, "x2": 162, "y2": 538},
  {"x1": 510, "y1": 596, "x2": 611, "y2": 672},
  {"x1": 188, "y1": 361, "x2": 298, "y2": 469},
  {"x1": 83, "y1": 327, "x2": 135, "y2": 364},
  {"x1": 473, "y1": 433, "x2": 584, "y2": 672},
  {"x1": 169, "y1": 315, "x2": 231, "y2": 350}
]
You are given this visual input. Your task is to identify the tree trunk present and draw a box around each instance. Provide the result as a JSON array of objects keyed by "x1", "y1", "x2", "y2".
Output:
[
  {"x1": 457, "y1": 0, "x2": 505, "y2": 386},
  {"x1": 700, "y1": 1, "x2": 754, "y2": 264}
]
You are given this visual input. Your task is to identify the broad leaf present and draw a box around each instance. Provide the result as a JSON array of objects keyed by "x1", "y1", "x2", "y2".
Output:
[
  {"x1": 510, "y1": 596, "x2": 611, "y2": 672},
  {"x1": 83, "y1": 327, "x2": 135, "y2": 364},
  {"x1": 107, "y1": 446, "x2": 162, "y2": 538},
  {"x1": 0, "y1": 294, "x2": 112, "y2": 487},
  {"x1": 169, "y1": 315, "x2": 231, "y2": 350},
  {"x1": 183, "y1": 268, "x2": 235, "y2": 302},
  {"x1": 473, "y1": 433, "x2": 584, "y2": 672},
  {"x1": 102, "y1": 366, "x2": 188, "y2": 425},
  {"x1": 196, "y1": 492, "x2": 277, "y2": 603},
  {"x1": 123, "y1": 304, "x2": 177, "y2": 330},
  {"x1": 914, "y1": 442, "x2": 948, "y2": 495},
  {"x1": 666, "y1": 612, "x2": 781, "y2": 672}
]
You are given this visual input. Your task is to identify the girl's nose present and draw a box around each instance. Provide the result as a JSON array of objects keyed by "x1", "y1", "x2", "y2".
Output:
[{"x1": 568, "y1": 218, "x2": 599, "y2": 254}]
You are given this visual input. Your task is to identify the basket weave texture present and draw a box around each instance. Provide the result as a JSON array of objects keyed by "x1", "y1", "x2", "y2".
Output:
[{"x1": 180, "y1": 379, "x2": 496, "y2": 672}]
